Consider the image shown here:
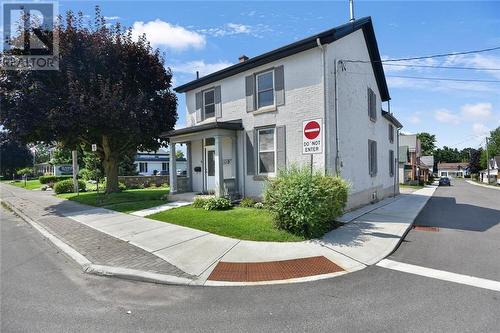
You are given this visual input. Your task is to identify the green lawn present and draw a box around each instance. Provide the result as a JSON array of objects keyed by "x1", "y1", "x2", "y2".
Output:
[
  {"x1": 148, "y1": 206, "x2": 305, "y2": 242},
  {"x1": 58, "y1": 187, "x2": 169, "y2": 213},
  {"x1": 2, "y1": 179, "x2": 42, "y2": 190}
]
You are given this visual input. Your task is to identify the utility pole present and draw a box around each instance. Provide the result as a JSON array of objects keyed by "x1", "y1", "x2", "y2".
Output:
[
  {"x1": 485, "y1": 137, "x2": 490, "y2": 184},
  {"x1": 72, "y1": 150, "x2": 79, "y2": 194}
]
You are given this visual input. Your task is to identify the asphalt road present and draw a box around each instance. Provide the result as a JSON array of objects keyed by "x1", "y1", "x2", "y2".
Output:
[{"x1": 1, "y1": 180, "x2": 499, "y2": 332}]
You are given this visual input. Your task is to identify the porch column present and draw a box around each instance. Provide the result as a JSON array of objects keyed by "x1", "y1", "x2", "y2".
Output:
[
  {"x1": 186, "y1": 142, "x2": 193, "y2": 192},
  {"x1": 170, "y1": 143, "x2": 177, "y2": 194},
  {"x1": 231, "y1": 135, "x2": 238, "y2": 193},
  {"x1": 214, "y1": 136, "x2": 224, "y2": 197}
]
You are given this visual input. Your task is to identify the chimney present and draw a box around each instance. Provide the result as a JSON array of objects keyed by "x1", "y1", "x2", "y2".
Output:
[
  {"x1": 196, "y1": 71, "x2": 199, "y2": 79},
  {"x1": 349, "y1": 0, "x2": 355, "y2": 22},
  {"x1": 239, "y1": 55, "x2": 249, "y2": 63}
]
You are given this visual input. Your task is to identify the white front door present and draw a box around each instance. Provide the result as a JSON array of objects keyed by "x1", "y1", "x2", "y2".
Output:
[{"x1": 205, "y1": 147, "x2": 216, "y2": 193}]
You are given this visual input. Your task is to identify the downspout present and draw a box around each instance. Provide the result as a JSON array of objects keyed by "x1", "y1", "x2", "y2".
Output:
[
  {"x1": 334, "y1": 59, "x2": 340, "y2": 176},
  {"x1": 316, "y1": 37, "x2": 328, "y2": 174}
]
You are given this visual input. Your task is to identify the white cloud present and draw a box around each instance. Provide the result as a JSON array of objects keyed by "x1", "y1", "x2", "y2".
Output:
[
  {"x1": 132, "y1": 19, "x2": 205, "y2": 50},
  {"x1": 409, "y1": 115, "x2": 421, "y2": 124},
  {"x1": 104, "y1": 16, "x2": 120, "y2": 20},
  {"x1": 443, "y1": 53, "x2": 500, "y2": 79},
  {"x1": 472, "y1": 123, "x2": 490, "y2": 136},
  {"x1": 460, "y1": 102, "x2": 493, "y2": 118},
  {"x1": 197, "y1": 23, "x2": 272, "y2": 38},
  {"x1": 434, "y1": 109, "x2": 460, "y2": 124},
  {"x1": 172, "y1": 60, "x2": 233, "y2": 77}
]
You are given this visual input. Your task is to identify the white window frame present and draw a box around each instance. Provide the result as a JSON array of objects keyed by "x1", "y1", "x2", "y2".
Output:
[
  {"x1": 257, "y1": 127, "x2": 276, "y2": 176},
  {"x1": 203, "y1": 88, "x2": 215, "y2": 120},
  {"x1": 139, "y1": 162, "x2": 148, "y2": 173},
  {"x1": 256, "y1": 70, "x2": 275, "y2": 110}
]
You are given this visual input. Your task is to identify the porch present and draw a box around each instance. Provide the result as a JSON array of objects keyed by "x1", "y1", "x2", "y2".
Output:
[{"x1": 161, "y1": 120, "x2": 244, "y2": 199}]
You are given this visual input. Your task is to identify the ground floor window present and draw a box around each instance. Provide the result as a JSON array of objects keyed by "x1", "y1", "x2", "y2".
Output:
[
  {"x1": 139, "y1": 162, "x2": 148, "y2": 173},
  {"x1": 162, "y1": 162, "x2": 168, "y2": 171},
  {"x1": 368, "y1": 140, "x2": 377, "y2": 176},
  {"x1": 257, "y1": 128, "x2": 276, "y2": 175},
  {"x1": 389, "y1": 150, "x2": 394, "y2": 177}
]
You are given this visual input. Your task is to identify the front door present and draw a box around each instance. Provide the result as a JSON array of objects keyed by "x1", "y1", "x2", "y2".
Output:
[{"x1": 205, "y1": 147, "x2": 216, "y2": 193}]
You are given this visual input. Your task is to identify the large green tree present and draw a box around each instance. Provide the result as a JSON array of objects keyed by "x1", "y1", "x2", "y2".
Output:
[
  {"x1": 0, "y1": 131, "x2": 33, "y2": 179},
  {"x1": 417, "y1": 132, "x2": 436, "y2": 156},
  {"x1": 480, "y1": 126, "x2": 500, "y2": 169},
  {"x1": 0, "y1": 8, "x2": 177, "y2": 193}
]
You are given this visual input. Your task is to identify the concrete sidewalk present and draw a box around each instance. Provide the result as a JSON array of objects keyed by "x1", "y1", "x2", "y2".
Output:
[{"x1": 1, "y1": 183, "x2": 436, "y2": 286}]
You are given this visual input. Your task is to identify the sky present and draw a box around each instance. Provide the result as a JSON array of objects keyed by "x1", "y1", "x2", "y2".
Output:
[{"x1": 54, "y1": 1, "x2": 500, "y2": 150}]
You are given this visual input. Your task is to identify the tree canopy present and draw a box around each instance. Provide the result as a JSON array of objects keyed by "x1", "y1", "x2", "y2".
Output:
[
  {"x1": 0, "y1": 131, "x2": 33, "y2": 178},
  {"x1": 417, "y1": 132, "x2": 436, "y2": 156},
  {"x1": 0, "y1": 7, "x2": 177, "y2": 192}
]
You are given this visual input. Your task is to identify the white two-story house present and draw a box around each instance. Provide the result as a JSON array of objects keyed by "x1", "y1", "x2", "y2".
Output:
[{"x1": 164, "y1": 17, "x2": 402, "y2": 209}]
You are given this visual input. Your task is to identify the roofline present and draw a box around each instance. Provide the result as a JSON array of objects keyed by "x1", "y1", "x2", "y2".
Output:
[
  {"x1": 382, "y1": 110, "x2": 403, "y2": 128},
  {"x1": 160, "y1": 120, "x2": 244, "y2": 138},
  {"x1": 173, "y1": 17, "x2": 390, "y2": 101}
]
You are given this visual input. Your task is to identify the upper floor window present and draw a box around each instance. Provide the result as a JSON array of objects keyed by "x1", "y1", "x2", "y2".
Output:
[
  {"x1": 368, "y1": 88, "x2": 377, "y2": 121},
  {"x1": 256, "y1": 71, "x2": 274, "y2": 109},
  {"x1": 257, "y1": 127, "x2": 276, "y2": 175},
  {"x1": 389, "y1": 124, "x2": 394, "y2": 143},
  {"x1": 203, "y1": 89, "x2": 215, "y2": 119}
]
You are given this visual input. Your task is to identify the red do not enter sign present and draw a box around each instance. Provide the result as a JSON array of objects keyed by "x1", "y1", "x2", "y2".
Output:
[{"x1": 304, "y1": 121, "x2": 321, "y2": 140}]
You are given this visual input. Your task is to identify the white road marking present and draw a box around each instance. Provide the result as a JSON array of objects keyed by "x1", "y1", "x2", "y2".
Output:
[{"x1": 377, "y1": 259, "x2": 500, "y2": 292}]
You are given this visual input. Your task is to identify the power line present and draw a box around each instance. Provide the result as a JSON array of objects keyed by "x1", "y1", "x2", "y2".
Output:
[
  {"x1": 341, "y1": 46, "x2": 500, "y2": 64},
  {"x1": 383, "y1": 63, "x2": 500, "y2": 71},
  {"x1": 386, "y1": 75, "x2": 500, "y2": 83},
  {"x1": 382, "y1": 46, "x2": 500, "y2": 62}
]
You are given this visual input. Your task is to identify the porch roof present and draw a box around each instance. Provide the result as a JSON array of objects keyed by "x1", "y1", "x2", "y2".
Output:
[{"x1": 161, "y1": 120, "x2": 244, "y2": 138}]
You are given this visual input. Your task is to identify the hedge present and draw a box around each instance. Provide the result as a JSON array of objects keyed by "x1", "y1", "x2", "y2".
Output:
[
  {"x1": 264, "y1": 166, "x2": 349, "y2": 238},
  {"x1": 39, "y1": 175, "x2": 72, "y2": 184},
  {"x1": 53, "y1": 179, "x2": 86, "y2": 194}
]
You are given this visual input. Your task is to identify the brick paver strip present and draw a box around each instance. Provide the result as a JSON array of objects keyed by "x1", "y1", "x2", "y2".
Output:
[
  {"x1": 208, "y1": 256, "x2": 344, "y2": 282},
  {"x1": 35, "y1": 215, "x2": 194, "y2": 278},
  {"x1": 413, "y1": 225, "x2": 440, "y2": 232}
]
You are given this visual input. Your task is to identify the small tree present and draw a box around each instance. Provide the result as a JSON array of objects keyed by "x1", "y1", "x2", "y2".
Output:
[
  {"x1": 0, "y1": 7, "x2": 177, "y2": 193},
  {"x1": 0, "y1": 131, "x2": 33, "y2": 179}
]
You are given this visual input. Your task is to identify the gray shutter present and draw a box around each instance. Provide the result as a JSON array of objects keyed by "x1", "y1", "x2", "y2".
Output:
[
  {"x1": 368, "y1": 141, "x2": 372, "y2": 175},
  {"x1": 246, "y1": 130, "x2": 255, "y2": 175},
  {"x1": 274, "y1": 65, "x2": 285, "y2": 106},
  {"x1": 373, "y1": 141, "x2": 378, "y2": 175},
  {"x1": 214, "y1": 86, "x2": 222, "y2": 119},
  {"x1": 245, "y1": 75, "x2": 255, "y2": 112},
  {"x1": 276, "y1": 125, "x2": 286, "y2": 170},
  {"x1": 195, "y1": 92, "x2": 202, "y2": 122}
]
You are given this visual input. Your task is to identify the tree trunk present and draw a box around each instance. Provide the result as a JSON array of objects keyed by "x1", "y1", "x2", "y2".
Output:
[{"x1": 102, "y1": 135, "x2": 120, "y2": 193}]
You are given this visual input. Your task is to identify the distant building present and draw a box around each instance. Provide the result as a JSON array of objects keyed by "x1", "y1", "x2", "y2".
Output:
[
  {"x1": 399, "y1": 134, "x2": 430, "y2": 184},
  {"x1": 134, "y1": 148, "x2": 187, "y2": 176},
  {"x1": 437, "y1": 162, "x2": 470, "y2": 178},
  {"x1": 479, "y1": 156, "x2": 500, "y2": 184}
]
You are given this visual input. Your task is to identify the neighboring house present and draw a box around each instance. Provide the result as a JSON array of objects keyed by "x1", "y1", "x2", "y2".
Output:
[
  {"x1": 135, "y1": 148, "x2": 187, "y2": 176},
  {"x1": 420, "y1": 155, "x2": 434, "y2": 173},
  {"x1": 398, "y1": 134, "x2": 429, "y2": 184},
  {"x1": 35, "y1": 163, "x2": 74, "y2": 176},
  {"x1": 437, "y1": 162, "x2": 470, "y2": 178},
  {"x1": 163, "y1": 17, "x2": 402, "y2": 209},
  {"x1": 479, "y1": 156, "x2": 500, "y2": 184}
]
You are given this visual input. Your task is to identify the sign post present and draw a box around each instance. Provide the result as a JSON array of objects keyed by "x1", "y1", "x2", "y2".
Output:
[{"x1": 302, "y1": 119, "x2": 323, "y2": 175}]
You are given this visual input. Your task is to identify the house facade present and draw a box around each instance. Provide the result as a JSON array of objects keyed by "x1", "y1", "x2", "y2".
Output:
[
  {"x1": 164, "y1": 17, "x2": 402, "y2": 209},
  {"x1": 398, "y1": 134, "x2": 430, "y2": 184},
  {"x1": 437, "y1": 162, "x2": 470, "y2": 178},
  {"x1": 480, "y1": 156, "x2": 500, "y2": 184},
  {"x1": 134, "y1": 148, "x2": 187, "y2": 176}
]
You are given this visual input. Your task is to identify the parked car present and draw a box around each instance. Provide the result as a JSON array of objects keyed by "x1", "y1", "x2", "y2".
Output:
[{"x1": 439, "y1": 177, "x2": 451, "y2": 186}]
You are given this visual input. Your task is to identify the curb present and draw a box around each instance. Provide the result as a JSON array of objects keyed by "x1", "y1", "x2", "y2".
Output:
[
  {"x1": 384, "y1": 186, "x2": 437, "y2": 259},
  {"x1": 1, "y1": 199, "x2": 197, "y2": 287}
]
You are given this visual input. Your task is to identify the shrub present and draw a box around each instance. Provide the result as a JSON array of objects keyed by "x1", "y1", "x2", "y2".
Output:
[
  {"x1": 239, "y1": 197, "x2": 256, "y2": 208},
  {"x1": 53, "y1": 179, "x2": 86, "y2": 194},
  {"x1": 254, "y1": 202, "x2": 264, "y2": 209},
  {"x1": 39, "y1": 175, "x2": 71, "y2": 184},
  {"x1": 16, "y1": 167, "x2": 34, "y2": 177},
  {"x1": 118, "y1": 182, "x2": 127, "y2": 191},
  {"x1": 264, "y1": 166, "x2": 349, "y2": 238},
  {"x1": 204, "y1": 197, "x2": 232, "y2": 211},
  {"x1": 192, "y1": 197, "x2": 208, "y2": 208}
]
